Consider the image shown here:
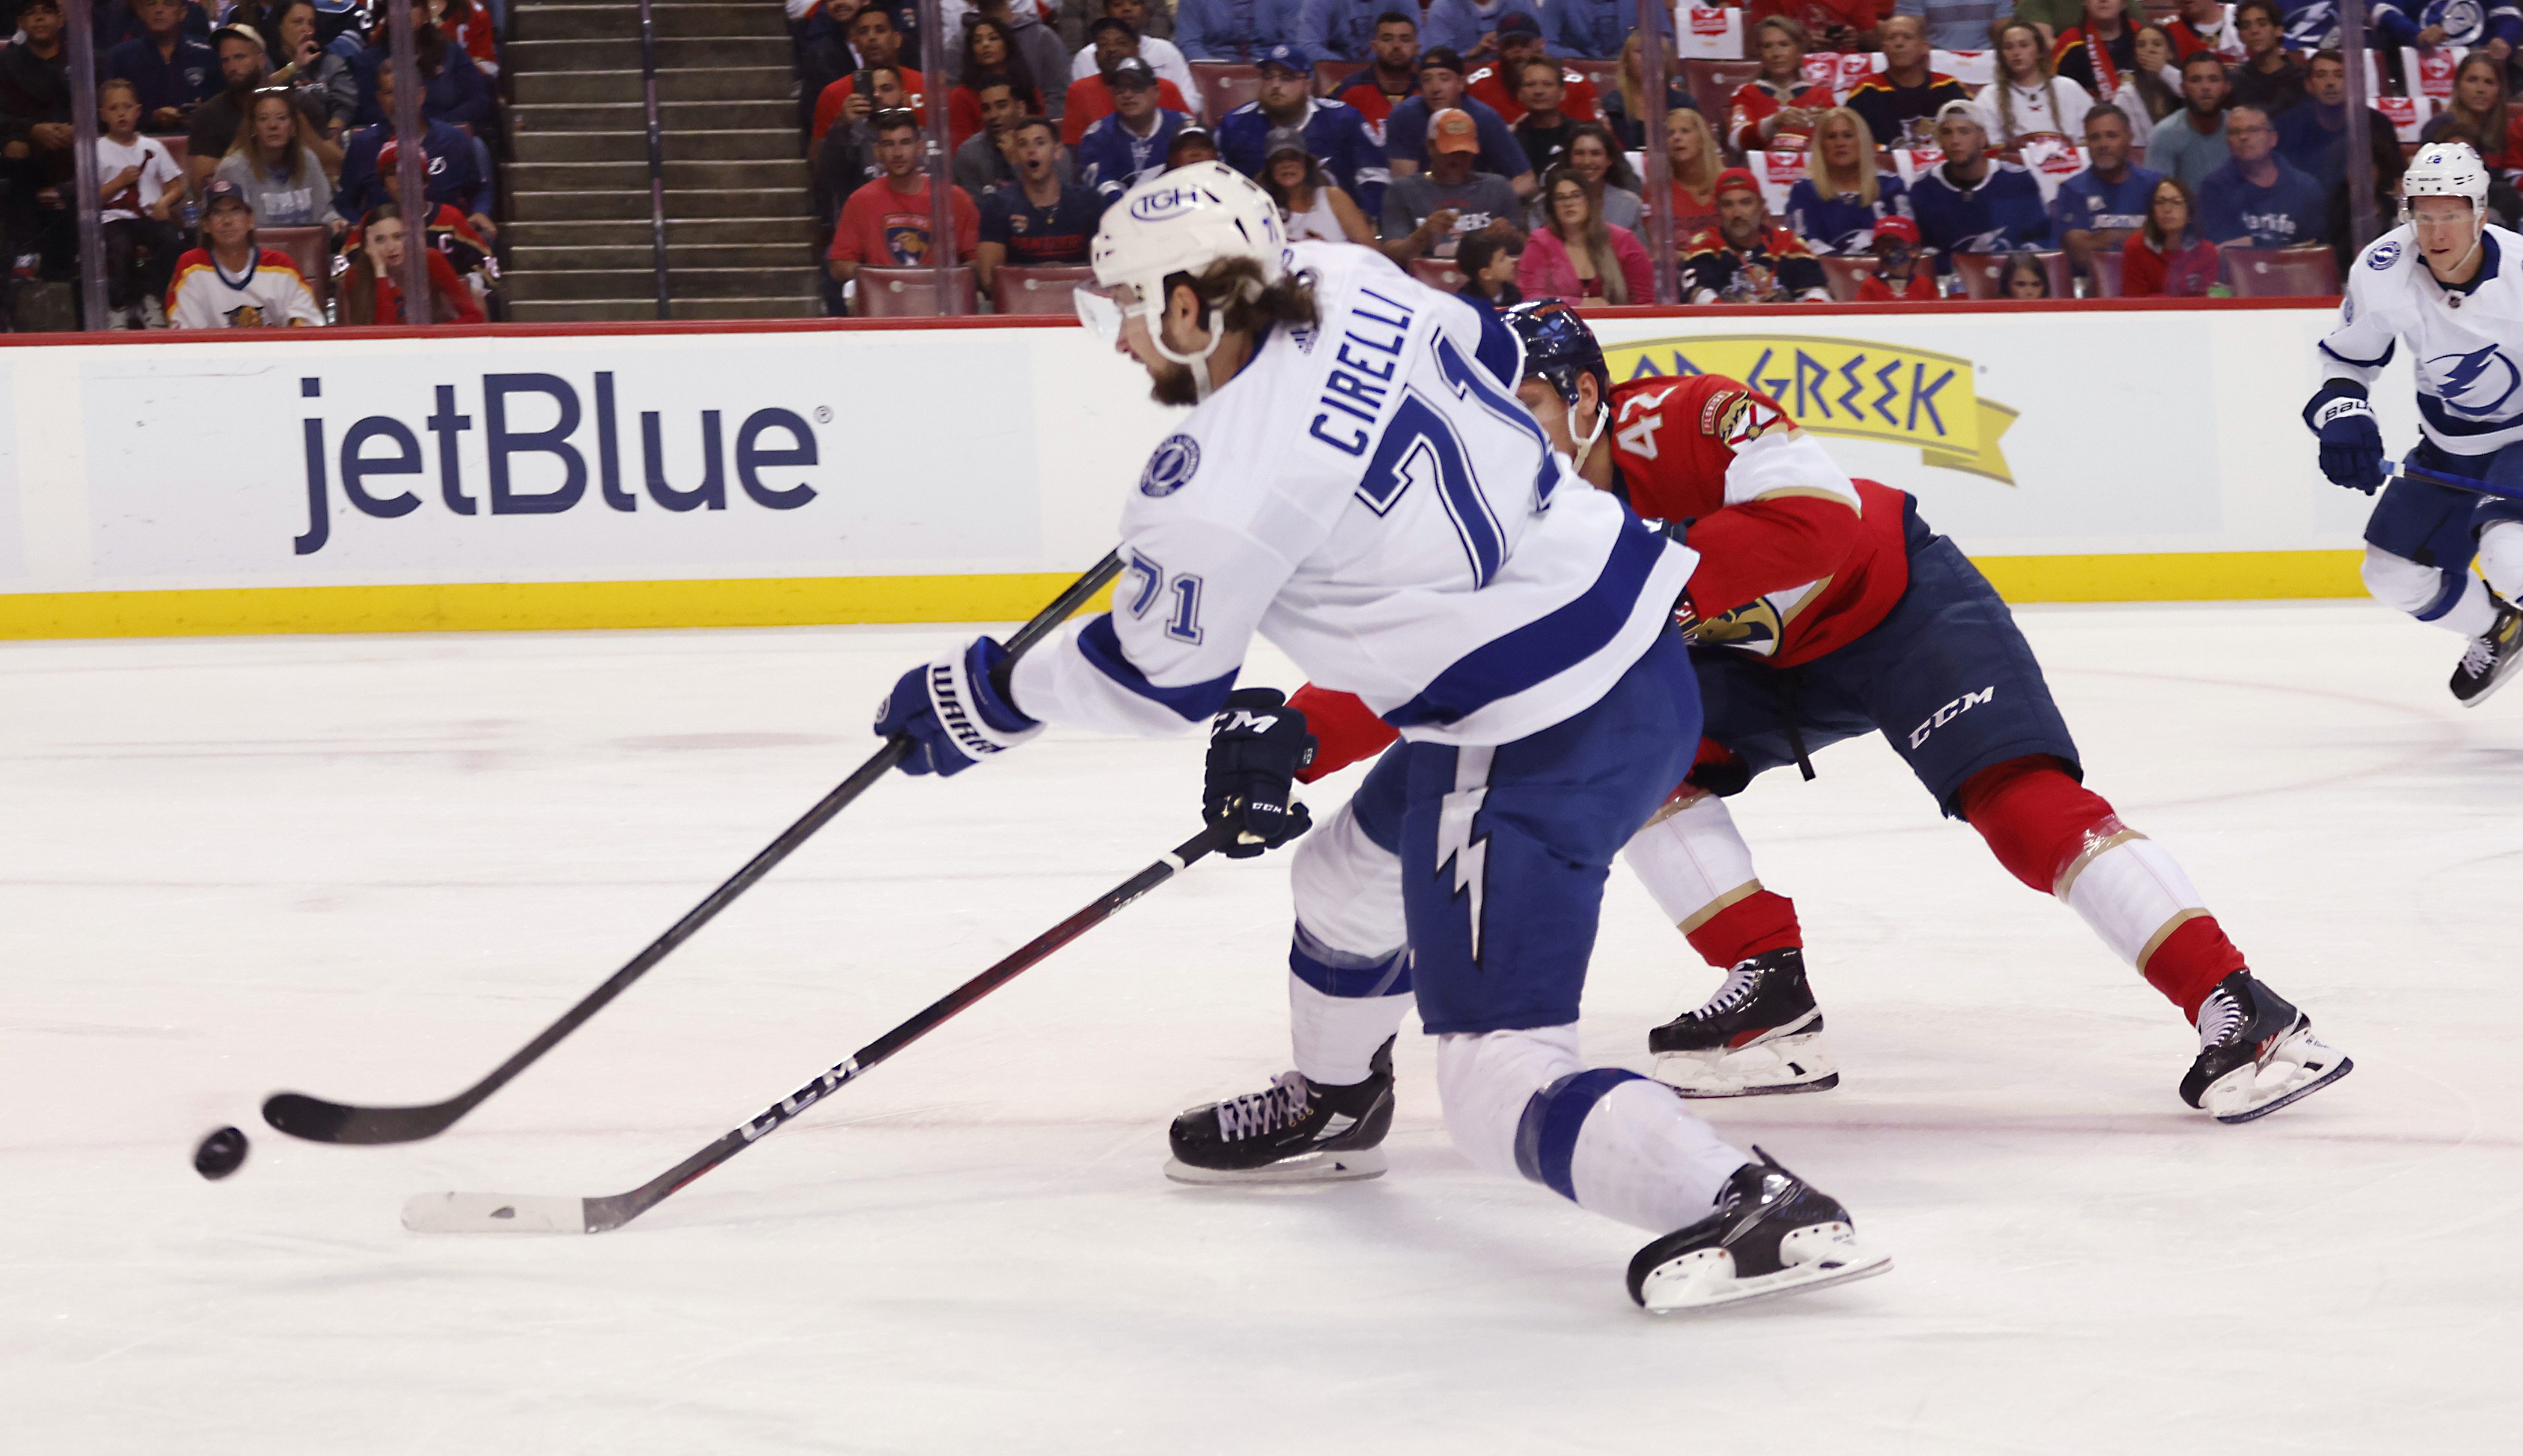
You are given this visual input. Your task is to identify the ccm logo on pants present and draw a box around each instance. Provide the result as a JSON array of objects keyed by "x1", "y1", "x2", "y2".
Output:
[{"x1": 1909, "y1": 686, "x2": 1996, "y2": 749}]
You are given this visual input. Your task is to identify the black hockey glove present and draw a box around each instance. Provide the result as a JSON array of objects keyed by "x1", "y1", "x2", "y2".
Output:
[
  {"x1": 2304, "y1": 380, "x2": 2385, "y2": 494},
  {"x1": 1204, "y1": 687, "x2": 1317, "y2": 859}
]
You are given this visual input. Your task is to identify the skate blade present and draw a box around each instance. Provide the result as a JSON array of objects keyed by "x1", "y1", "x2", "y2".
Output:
[
  {"x1": 1640, "y1": 1233, "x2": 1893, "y2": 1314},
  {"x1": 2208, "y1": 1052, "x2": 2355, "y2": 1124},
  {"x1": 1654, "y1": 1034, "x2": 1839, "y2": 1099},
  {"x1": 1162, "y1": 1146, "x2": 1387, "y2": 1186}
]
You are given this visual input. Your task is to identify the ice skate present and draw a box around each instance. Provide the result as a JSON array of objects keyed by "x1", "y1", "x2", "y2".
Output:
[
  {"x1": 1627, "y1": 1148, "x2": 1890, "y2": 1312},
  {"x1": 1164, "y1": 1036, "x2": 1393, "y2": 1184},
  {"x1": 1649, "y1": 949, "x2": 1839, "y2": 1097},
  {"x1": 2180, "y1": 971, "x2": 2353, "y2": 1123},
  {"x1": 2450, "y1": 596, "x2": 2523, "y2": 707}
]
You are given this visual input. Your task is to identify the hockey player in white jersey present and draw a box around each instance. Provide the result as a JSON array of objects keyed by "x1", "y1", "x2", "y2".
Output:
[
  {"x1": 870, "y1": 162, "x2": 1889, "y2": 1311},
  {"x1": 2310, "y1": 141, "x2": 2523, "y2": 704}
]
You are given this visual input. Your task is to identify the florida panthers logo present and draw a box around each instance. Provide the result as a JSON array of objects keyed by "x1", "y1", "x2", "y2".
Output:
[{"x1": 2430, "y1": 344, "x2": 2523, "y2": 416}]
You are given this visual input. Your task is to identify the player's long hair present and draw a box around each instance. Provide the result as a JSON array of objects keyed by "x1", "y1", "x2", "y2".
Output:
[
  {"x1": 2446, "y1": 52, "x2": 2510, "y2": 159},
  {"x1": 227, "y1": 89, "x2": 310, "y2": 188},
  {"x1": 1540, "y1": 163, "x2": 1629, "y2": 305},
  {"x1": 1805, "y1": 108, "x2": 1879, "y2": 208},
  {"x1": 1171, "y1": 255, "x2": 1319, "y2": 340},
  {"x1": 1992, "y1": 19, "x2": 2068, "y2": 148}
]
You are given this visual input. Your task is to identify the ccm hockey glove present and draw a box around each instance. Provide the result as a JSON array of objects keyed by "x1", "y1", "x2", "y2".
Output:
[
  {"x1": 873, "y1": 635, "x2": 1042, "y2": 777},
  {"x1": 2304, "y1": 381, "x2": 2385, "y2": 493},
  {"x1": 1204, "y1": 687, "x2": 1317, "y2": 858}
]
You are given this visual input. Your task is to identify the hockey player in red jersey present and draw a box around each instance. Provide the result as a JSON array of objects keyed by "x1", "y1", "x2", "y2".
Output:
[{"x1": 1291, "y1": 301, "x2": 2352, "y2": 1124}]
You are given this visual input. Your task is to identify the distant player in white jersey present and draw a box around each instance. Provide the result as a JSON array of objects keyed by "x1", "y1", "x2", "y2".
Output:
[
  {"x1": 2310, "y1": 141, "x2": 2523, "y2": 704},
  {"x1": 870, "y1": 162, "x2": 1889, "y2": 1312}
]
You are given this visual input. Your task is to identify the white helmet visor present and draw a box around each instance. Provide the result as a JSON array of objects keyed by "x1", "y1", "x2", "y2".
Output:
[{"x1": 1073, "y1": 279, "x2": 1135, "y2": 344}]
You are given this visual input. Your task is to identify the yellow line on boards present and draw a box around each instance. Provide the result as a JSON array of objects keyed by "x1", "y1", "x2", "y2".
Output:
[{"x1": 0, "y1": 553, "x2": 2363, "y2": 641}]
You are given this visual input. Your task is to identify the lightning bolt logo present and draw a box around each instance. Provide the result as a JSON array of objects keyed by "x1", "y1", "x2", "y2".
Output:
[
  {"x1": 1434, "y1": 747, "x2": 1495, "y2": 965},
  {"x1": 2431, "y1": 345, "x2": 2522, "y2": 416}
]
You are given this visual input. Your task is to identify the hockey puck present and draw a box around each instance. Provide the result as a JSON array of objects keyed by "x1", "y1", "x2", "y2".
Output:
[{"x1": 193, "y1": 1126, "x2": 249, "y2": 1181}]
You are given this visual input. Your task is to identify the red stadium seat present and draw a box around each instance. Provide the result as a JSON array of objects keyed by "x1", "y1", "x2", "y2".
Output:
[
  {"x1": 2222, "y1": 244, "x2": 2340, "y2": 298},
  {"x1": 1681, "y1": 61, "x2": 1760, "y2": 134},
  {"x1": 1817, "y1": 252, "x2": 1880, "y2": 301},
  {"x1": 1191, "y1": 61, "x2": 1260, "y2": 124},
  {"x1": 2087, "y1": 248, "x2": 2124, "y2": 298},
  {"x1": 1407, "y1": 256, "x2": 1466, "y2": 292},
  {"x1": 991, "y1": 264, "x2": 1094, "y2": 315},
  {"x1": 854, "y1": 265, "x2": 980, "y2": 317},
  {"x1": 258, "y1": 225, "x2": 332, "y2": 311},
  {"x1": 1564, "y1": 57, "x2": 1621, "y2": 96},
  {"x1": 1313, "y1": 58, "x2": 1352, "y2": 97},
  {"x1": 160, "y1": 135, "x2": 189, "y2": 168},
  {"x1": 1952, "y1": 249, "x2": 2071, "y2": 299}
]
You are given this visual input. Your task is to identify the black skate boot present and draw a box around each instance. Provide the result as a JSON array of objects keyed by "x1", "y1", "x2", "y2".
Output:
[
  {"x1": 2179, "y1": 971, "x2": 2353, "y2": 1123},
  {"x1": 1164, "y1": 1037, "x2": 1394, "y2": 1185},
  {"x1": 1627, "y1": 1147, "x2": 1891, "y2": 1312},
  {"x1": 2451, "y1": 596, "x2": 2523, "y2": 707},
  {"x1": 1648, "y1": 948, "x2": 1839, "y2": 1097}
]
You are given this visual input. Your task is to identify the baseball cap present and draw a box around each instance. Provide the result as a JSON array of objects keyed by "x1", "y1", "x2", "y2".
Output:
[
  {"x1": 200, "y1": 177, "x2": 252, "y2": 213},
  {"x1": 1713, "y1": 166, "x2": 1761, "y2": 198},
  {"x1": 374, "y1": 136, "x2": 430, "y2": 174},
  {"x1": 210, "y1": 21, "x2": 263, "y2": 50},
  {"x1": 1167, "y1": 124, "x2": 1216, "y2": 162},
  {"x1": 1873, "y1": 215, "x2": 1919, "y2": 244},
  {"x1": 1934, "y1": 97, "x2": 1988, "y2": 132},
  {"x1": 1418, "y1": 46, "x2": 1466, "y2": 76},
  {"x1": 1257, "y1": 41, "x2": 1316, "y2": 74},
  {"x1": 1428, "y1": 107, "x2": 1478, "y2": 154},
  {"x1": 1108, "y1": 56, "x2": 1158, "y2": 91},
  {"x1": 1498, "y1": 12, "x2": 1541, "y2": 38}
]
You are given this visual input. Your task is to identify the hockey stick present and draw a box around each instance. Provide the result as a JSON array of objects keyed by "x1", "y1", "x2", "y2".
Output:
[
  {"x1": 402, "y1": 819, "x2": 1239, "y2": 1234},
  {"x1": 264, "y1": 551, "x2": 1126, "y2": 1147},
  {"x1": 2389, "y1": 457, "x2": 2523, "y2": 502}
]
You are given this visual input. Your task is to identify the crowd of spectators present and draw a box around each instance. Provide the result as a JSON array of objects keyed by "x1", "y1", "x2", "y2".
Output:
[
  {"x1": 0, "y1": 0, "x2": 500, "y2": 329},
  {"x1": 795, "y1": 0, "x2": 2495, "y2": 311}
]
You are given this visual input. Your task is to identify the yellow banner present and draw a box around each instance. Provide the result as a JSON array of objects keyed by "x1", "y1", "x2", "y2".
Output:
[{"x1": 1602, "y1": 334, "x2": 2020, "y2": 484}]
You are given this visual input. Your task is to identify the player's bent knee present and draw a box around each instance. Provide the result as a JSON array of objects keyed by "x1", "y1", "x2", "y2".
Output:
[
  {"x1": 1433, "y1": 1027, "x2": 1585, "y2": 1181},
  {"x1": 1289, "y1": 799, "x2": 1407, "y2": 960},
  {"x1": 2361, "y1": 544, "x2": 2456, "y2": 617}
]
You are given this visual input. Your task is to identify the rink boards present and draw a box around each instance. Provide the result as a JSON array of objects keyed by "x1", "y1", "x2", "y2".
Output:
[{"x1": 0, "y1": 299, "x2": 2382, "y2": 638}]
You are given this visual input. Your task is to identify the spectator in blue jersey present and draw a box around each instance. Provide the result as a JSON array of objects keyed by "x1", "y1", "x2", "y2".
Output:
[
  {"x1": 2411, "y1": 0, "x2": 2521, "y2": 57},
  {"x1": 1908, "y1": 99, "x2": 2050, "y2": 261},
  {"x1": 106, "y1": 0, "x2": 218, "y2": 133},
  {"x1": 1419, "y1": 0, "x2": 1546, "y2": 63},
  {"x1": 1386, "y1": 46, "x2": 1537, "y2": 197},
  {"x1": 89, "y1": 0, "x2": 211, "y2": 53},
  {"x1": 1893, "y1": 0, "x2": 2002, "y2": 51},
  {"x1": 2196, "y1": 103, "x2": 2324, "y2": 248},
  {"x1": 2147, "y1": 48, "x2": 2232, "y2": 191},
  {"x1": 973, "y1": 115, "x2": 1106, "y2": 294},
  {"x1": 1216, "y1": 40, "x2": 1389, "y2": 214},
  {"x1": 332, "y1": 61, "x2": 484, "y2": 220},
  {"x1": 1174, "y1": 0, "x2": 1303, "y2": 61},
  {"x1": 1300, "y1": 0, "x2": 1387, "y2": 59},
  {"x1": 1785, "y1": 106, "x2": 1911, "y2": 254},
  {"x1": 1076, "y1": 56, "x2": 1192, "y2": 198},
  {"x1": 2051, "y1": 103, "x2": 2163, "y2": 275},
  {"x1": 348, "y1": 8, "x2": 493, "y2": 130},
  {"x1": 2278, "y1": 49, "x2": 2397, "y2": 196}
]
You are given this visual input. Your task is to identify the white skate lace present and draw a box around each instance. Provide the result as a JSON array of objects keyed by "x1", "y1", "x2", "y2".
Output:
[
  {"x1": 2461, "y1": 636, "x2": 2498, "y2": 678},
  {"x1": 2196, "y1": 989, "x2": 2245, "y2": 1049},
  {"x1": 1215, "y1": 1072, "x2": 1311, "y2": 1141},
  {"x1": 1690, "y1": 963, "x2": 1762, "y2": 1022}
]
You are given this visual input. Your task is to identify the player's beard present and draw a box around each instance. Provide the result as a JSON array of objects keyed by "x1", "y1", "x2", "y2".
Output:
[{"x1": 1146, "y1": 357, "x2": 1202, "y2": 407}]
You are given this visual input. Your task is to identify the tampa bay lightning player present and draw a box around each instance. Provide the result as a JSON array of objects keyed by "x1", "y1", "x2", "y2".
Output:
[
  {"x1": 869, "y1": 162, "x2": 1889, "y2": 1312},
  {"x1": 2309, "y1": 141, "x2": 2523, "y2": 704}
]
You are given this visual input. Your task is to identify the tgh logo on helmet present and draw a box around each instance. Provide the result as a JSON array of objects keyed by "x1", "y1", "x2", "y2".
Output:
[{"x1": 1129, "y1": 184, "x2": 1210, "y2": 222}]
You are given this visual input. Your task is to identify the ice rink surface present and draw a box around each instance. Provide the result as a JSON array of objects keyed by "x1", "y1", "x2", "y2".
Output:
[{"x1": 2, "y1": 602, "x2": 2517, "y2": 1453}]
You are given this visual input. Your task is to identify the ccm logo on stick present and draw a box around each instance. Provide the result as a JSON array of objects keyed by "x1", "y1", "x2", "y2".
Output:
[{"x1": 1908, "y1": 686, "x2": 1996, "y2": 749}]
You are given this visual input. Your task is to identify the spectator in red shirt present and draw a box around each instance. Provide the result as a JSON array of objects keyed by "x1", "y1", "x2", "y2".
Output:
[
  {"x1": 1061, "y1": 19, "x2": 1193, "y2": 146},
  {"x1": 1730, "y1": 16, "x2": 1836, "y2": 154},
  {"x1": 1651, "y1": 105, "x2": 1725, "y2": 250},
  {"x1": 1855, "y1": 214, "x2": 1939, "y2": 298},
  {"x1": 827, "y1": 109, "x2": 982, "y2": 298},
  {"x1": 2119, "y1": 173, "x2": 2219, "y2": 294},
  {"x1": 810, "y1": 7, "x2": 925, "y2": 154},
  {"x1": 1465, "y1": 12, "x2": 1599, "y2": 126},
  {"x1": 340, "y1": 202, "x2": 483, "y2": 324},
  {"x1": 2432, "y1": 52, "x2": 2523, "y2": 173},
  {"x1": 433, "y1": 0, "x2": 497, "y2": 79},
  {"x1": 1335, "y1": 10, "x2": 1421, "y2": 147},
  {"x1": 1747, "y1": 0, "x2": 1880, "y2": 55}
]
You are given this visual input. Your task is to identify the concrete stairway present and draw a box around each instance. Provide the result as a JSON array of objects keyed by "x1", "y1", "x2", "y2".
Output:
[{"x1": 502, "y1": 1, "x2": 820, "y2": 321}]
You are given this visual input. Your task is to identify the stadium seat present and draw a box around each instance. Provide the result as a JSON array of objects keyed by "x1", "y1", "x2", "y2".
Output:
[
  {"x1": 1313, "y1": 58, "x2": 1351, "y2": 97},
  {"x1": 1681, "y1": 61, "x2": 1760, "y2": 132},
  {"x1": 1191, "y1": 61, "x2": 1260, "y2": 124},
  {"x1": 161, "y1": 136, "x2": 189, "y2": 168},
  {"x1": 258, "y1": 225, "x2": 332, "y2": 310},
  {"x1": 991, "y1": 264, "x2": 1094, "y2": 315},
  {"x1": 2087, "y1": 249, "x2": 2124, "y2": 298},
  {"x1": 1407, "y1": 256, "x2": 1466, "y2": 292},
  {"x1": 1952, "y1": 249, "x2": 2071, "y2": 299},
  {"x1": 855, "y1": 265, "x2": 980, "y2": 317},
  {"x1": 1564, "y1": 57, "x2": 1621, "y2": 96},
  {"x1": 1817, "y1": 252, "x2": 1880, "y2": 302},
  {"x1": 2221, "y1": 245, "x2": 2340, "y2": 299}
]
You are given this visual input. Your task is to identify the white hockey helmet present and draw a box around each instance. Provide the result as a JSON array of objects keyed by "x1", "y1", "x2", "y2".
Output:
[
  {"x1": 2402, "y1": 141, "x2": 2490, "y2": 220},
  {"x1": 1077, "y1": 161, "x2": 1292, "y2": 391}
]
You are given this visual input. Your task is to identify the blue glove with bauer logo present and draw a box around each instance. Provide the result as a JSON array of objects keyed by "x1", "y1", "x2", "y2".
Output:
[
  {"x1": 873, "y1": 636, "x2": 1043, "y2": 777},
  {"x1": 1204, "y1": 688, "x2": 1317, "y2": 859},
  {"x1": 2304, "y1": 381, "x2": 2385, "y2": 494}
]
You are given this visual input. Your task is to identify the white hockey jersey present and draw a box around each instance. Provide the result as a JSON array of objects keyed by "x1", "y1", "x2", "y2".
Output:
[
  {"x1": 1013, "y1": 241, "x2": 1696, "y2": 748},
  {"x1": 2321, "y1": 222, "x2": 2523, "y2": 457}
]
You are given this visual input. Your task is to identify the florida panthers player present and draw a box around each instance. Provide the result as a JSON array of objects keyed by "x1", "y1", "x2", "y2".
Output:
[
  {"x1": 2309, "y1": 141, "x2": 2523, "y2": 704},
  {"x1": 1289, "y1": 302, "x2": 2352, "y2": 1125},
  {"x1": 869, "y1": 163, "x2": 1888, "y2": 1312}
]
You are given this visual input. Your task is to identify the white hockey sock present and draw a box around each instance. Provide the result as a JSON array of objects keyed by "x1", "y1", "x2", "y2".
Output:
[
  {"x1": 1436, "y1": 1027, "x2": 1747, "y2": 1234},
  {"x1": 1620, "y1": 791, "x2": 1761, "y2": 930},
  {"x1": 2363, "y1": 544, "x2": 2494, "y2": 635},
  {"x1": 1290, "y1": 972, "x2": 1411, "y2": 1087},
  {"x1": 2477, "y1": 520, "x2": 2523, "y2": 604},
  {"x1": 2056, "y1": 833, "x2": 2208, "y2": 968}
]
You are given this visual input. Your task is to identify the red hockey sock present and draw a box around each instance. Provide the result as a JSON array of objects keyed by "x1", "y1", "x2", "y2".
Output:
[
  {"x1": 1955, "y1": 756, "x2": 2121, "y2": 893},
  {"x1": 2142, "y1": 915, "x2": 2250, "y2": 1023},
  {"x1": 1684, "y1": 888, "x2": 1803, "y2": 968}
]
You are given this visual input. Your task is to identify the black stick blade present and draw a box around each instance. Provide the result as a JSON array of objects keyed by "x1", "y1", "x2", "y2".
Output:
[{"x1": 263, "y1": 1091, "x2": 462, "y2": 1145}]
